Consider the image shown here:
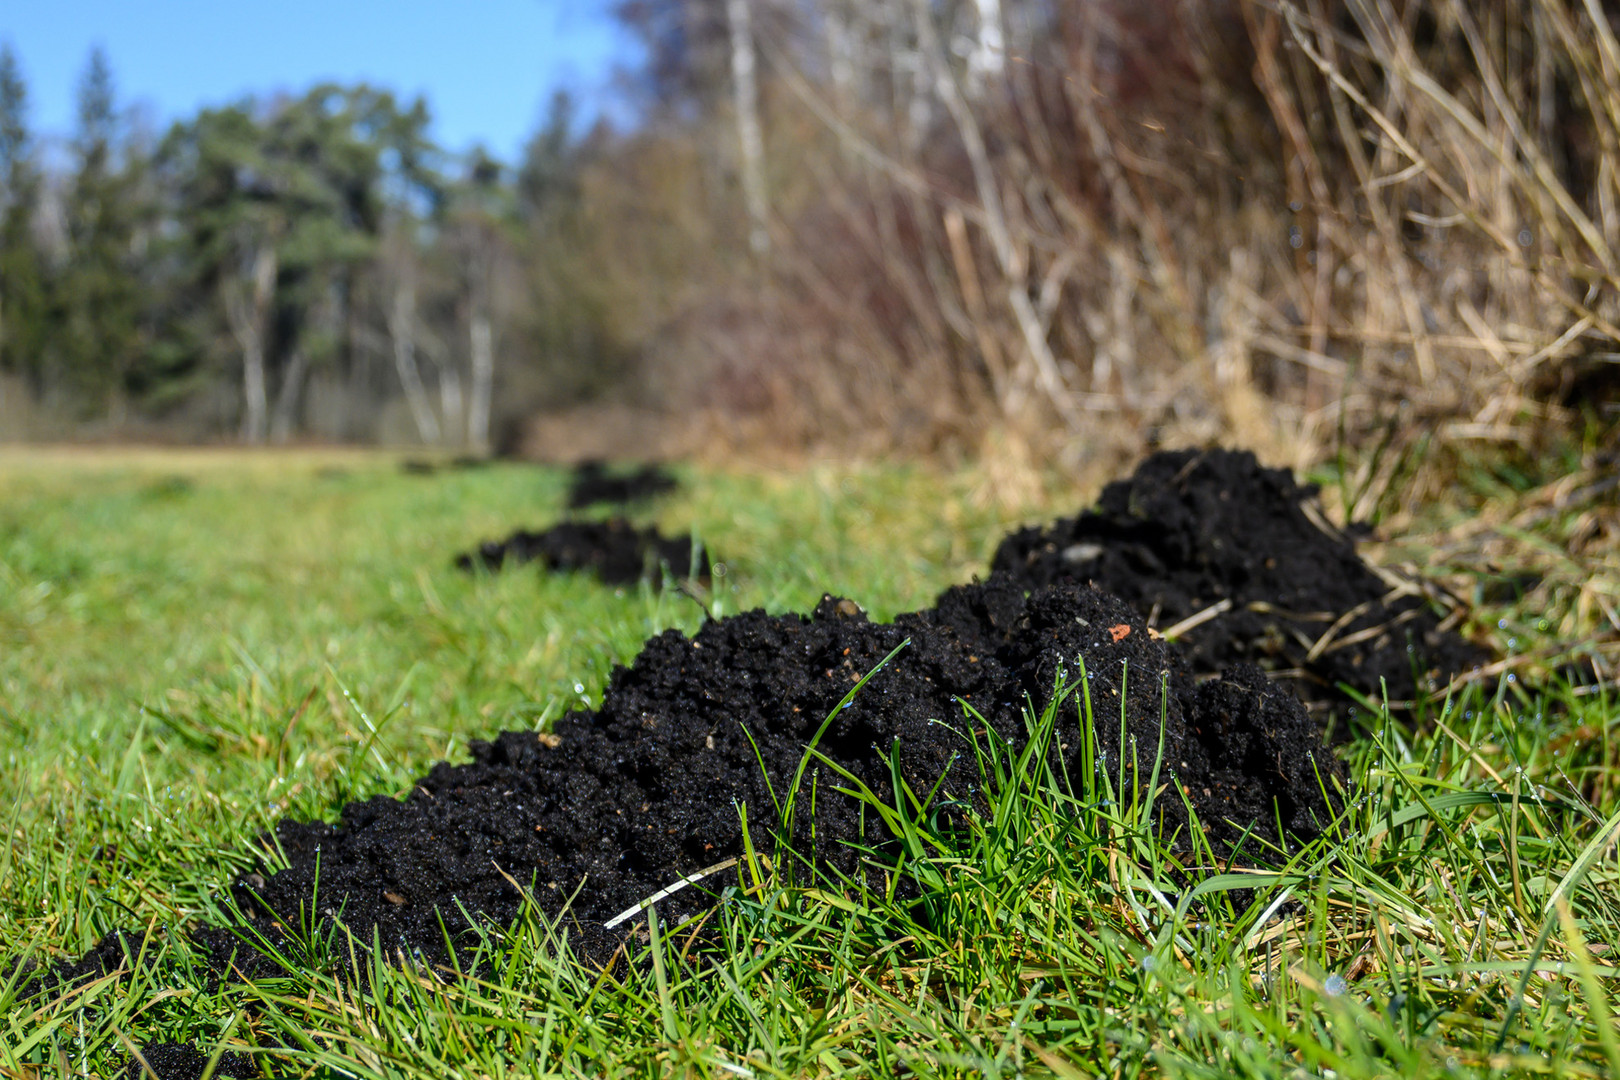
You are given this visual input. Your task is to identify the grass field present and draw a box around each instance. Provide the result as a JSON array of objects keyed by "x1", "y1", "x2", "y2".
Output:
[{"x1": 3, "y1": 447, "x2": 1619, "y2": 1078}]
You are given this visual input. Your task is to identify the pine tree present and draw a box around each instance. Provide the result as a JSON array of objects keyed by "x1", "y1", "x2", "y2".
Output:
[
  {"x1": 51, "y1": 47, "x2": 150, "y2": 418},
  {"x1": 163, "y1": 85, "x2": 413, "y2": 441},
  {"x1": 0, "y1": 42, "x2": 46, "y2": 392}
]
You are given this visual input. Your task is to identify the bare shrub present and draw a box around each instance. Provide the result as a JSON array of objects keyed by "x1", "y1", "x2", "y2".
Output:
[{"x1": 594, "y1": 0, "x2": 1619, "y2": 483}]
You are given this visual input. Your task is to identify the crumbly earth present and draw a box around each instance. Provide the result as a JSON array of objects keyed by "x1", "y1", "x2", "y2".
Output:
[
  {"x1": 988, "y1": 448, "x2": 1489, "y2": 711},
  {"x1": 39, "y1": 581, "x2": 1344, "y2": 1040},
  {"x1": 566, "y1": 460, "x2": 679, "y2": 509},
  {"x1": 454, "y1": 517, "x2": 709, "y2": 584},
  {"x1": 226, "y1": 583, "x2": 1339, "y2": 969},
  {"x1": 118, "y1": 1043, "x2": 257, "y2": 1080}
]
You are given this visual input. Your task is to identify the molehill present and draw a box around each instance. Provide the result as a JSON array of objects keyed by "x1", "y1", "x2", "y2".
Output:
[
  {"x1": 454, "y1": 517, "x2": 709, "y2": 585},
  {"x1": 218, "y1": 583, "x2": 1342, "y2": 970},
  {"x1": 566, "y1": 460, "x2": 680, "y2": 509},
  {"x1": 991, "y1": 448, "x2": 1488, "y2": 711}
]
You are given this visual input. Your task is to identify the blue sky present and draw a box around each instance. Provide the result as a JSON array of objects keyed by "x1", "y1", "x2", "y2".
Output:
[{"x1": 1, "y1": 1, "x2": 638, "y2": 162}]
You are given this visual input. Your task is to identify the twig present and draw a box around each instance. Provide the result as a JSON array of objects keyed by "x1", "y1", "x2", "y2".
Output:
[
  {"x1": 1162, "y1": 599, "x2": 1234, "y2": 640},
  {"x1": 604, "y1": 858, "x2": 740, "y2": 930}
]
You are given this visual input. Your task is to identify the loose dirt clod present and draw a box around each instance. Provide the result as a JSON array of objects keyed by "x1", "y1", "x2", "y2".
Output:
[
  {"x1": 567, "y1": 460, "x2": 679, "y2": 509},
  {"x1": 454, "y1": 518, "x2": 709, "y2": 584},
  {"x1": 989, "y1": 448, "x2": 1487, "y2": 711}
]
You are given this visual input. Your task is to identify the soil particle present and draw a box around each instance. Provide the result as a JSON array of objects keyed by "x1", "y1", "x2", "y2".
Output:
[
  {"x1": 567, "y1": 460, "x2": 679, "y2": 509},
  {"x1": 988, "y1": 448, "x2": 1487, "y2": 710},
  {"x1": 118, "y1": 1042, "x2": 257, "y2": 1079},
  {"x1": 454, "y1": 518, "x2": 709, "y2": 584}
]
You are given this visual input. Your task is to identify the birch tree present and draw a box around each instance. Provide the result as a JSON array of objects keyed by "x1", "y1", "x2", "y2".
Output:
[
  {"x1": 966, "y1": 0, "x2": 1005, "y2": 97},
  {"x1": 727, "y1": 0, "x2": 770, "y2": 254},
  {"x1": 221, "y1": 241, "x2": 276, "y2": 442},
  {"x1": 383, "y1": 239, "x2": 441, "y2": 443},
  {"x1": 908, "y1": 0, "x2": 1072, "y2": 420},
  {"x1": 448, "y1": 151, "x2": 512, "y2": 452}
]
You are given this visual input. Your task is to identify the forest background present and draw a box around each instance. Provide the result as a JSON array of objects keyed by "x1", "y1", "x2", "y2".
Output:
[{"x1": 1, "y1": 0, "x2": 1617, "y2": 486}]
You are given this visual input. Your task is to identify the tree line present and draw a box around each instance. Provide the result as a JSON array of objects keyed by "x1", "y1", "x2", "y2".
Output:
[
  {"x1": 0, "y1": 44, "x2": 617, "y2": 447},
  {"x1": 4, "y1": 0, "x2": 1614, "y2": 461}
]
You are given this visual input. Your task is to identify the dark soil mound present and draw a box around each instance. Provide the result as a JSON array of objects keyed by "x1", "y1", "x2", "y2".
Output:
[
  {"x1": 567, "y1": 460, "x2": 679, "y2": 509},
  {"x1": 119, "y1": 1043, "x2": 256, "y2": 1080},
  {"x1": 454, "y1": 518, "x2": 709, "y2": 585},
  {"x1": 989, "y1": 448, "x2": 1487, "y2": 710},
  {"x1": 401, "y1": 455, "x2": 491, "y2": 476},
  {"x1": 222, "y1": 582, "x2": 1339, "y2": 969}
]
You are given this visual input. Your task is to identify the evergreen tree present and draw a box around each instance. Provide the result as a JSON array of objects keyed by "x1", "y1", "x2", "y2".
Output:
[
  {"x1": 0, "y1": 42, "x2": 45, "y2": 390},
  {"x1": 517, "y1": 90, "x2": 578, "y2": 219},
  {"x1": 163, "y1": 85, "x2": 417, "y2": 440},
  {"x1": 51, "y1": 47, "x2": 150, "y2": 417},
  {"x1": 159, "y1": 103, "x2": 277, "y2": 440}
]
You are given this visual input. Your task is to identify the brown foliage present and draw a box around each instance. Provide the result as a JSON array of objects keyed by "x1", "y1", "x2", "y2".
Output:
[{"x1": 526, "y1": 0, "x2": 1620, "y2": 476}]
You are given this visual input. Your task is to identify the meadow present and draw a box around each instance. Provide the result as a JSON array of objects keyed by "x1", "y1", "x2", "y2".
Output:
[{"x1": 2, "y1": 446, "x2": 1619, "y2": 1079}]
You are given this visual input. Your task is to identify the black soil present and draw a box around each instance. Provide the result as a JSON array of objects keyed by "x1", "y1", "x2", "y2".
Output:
[
  {"x1": 38, "y1": 580, "x2": 1344, "y2": 1042},
  {"x1": 226, "y1": 583, "x2": 1336, "y2": 970},
  {"x1": 454, "y1": 518, "x2": 709, "y2": 584},
  {"x1": 400, "y1": 455, "x2": 491, "y2": 476},
  {"x1": 567, "y1": 460, "x2": 679, "y2": 509},
  {"x1": 119, "y1": 1043, "x2": 257, "y2": 1080},
  {"x1": 989, "y1": 448, "x2": 1487, "y2": 710}
]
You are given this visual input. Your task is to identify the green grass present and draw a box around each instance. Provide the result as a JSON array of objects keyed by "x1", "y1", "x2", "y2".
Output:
[{"x1": 2, "y1": 448, "x2": 1618, "y2": 1078}]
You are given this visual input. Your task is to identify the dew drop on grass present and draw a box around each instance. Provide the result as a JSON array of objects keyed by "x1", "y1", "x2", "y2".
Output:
[{"x1": 1324, "y1": 973, "x2": 1348, "y2": 996}]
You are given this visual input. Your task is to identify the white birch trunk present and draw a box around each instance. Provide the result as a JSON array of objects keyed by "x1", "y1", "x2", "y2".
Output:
[
  {"x1": 269, "y1": 345, "x2": 307, "y2": 443},
  {"x1": 224, "y1": 244, "x2": 276, "y2": 444},
  {"x1": 966, "y1": 0, "x2": 1005, "y2": 97},
  {"x1": 884, "y1": 0, "x2": 930, "y2": 153},
  {"x1": 727, "y1": 0, "x2": 770, "y2": 254},
  {"x1": 437, "y1": 359, "x2": 464, "y2": 448},
  {"x1": 388, "y1": 281, "x2": 441, "y2": 443},
  {"x1": 467, "y1": 310, "x2": 494, "y2": 451},
  {"x1": 825, "y1": 0, "x2": 856, "y2": 104},
  {"x1": 908, "y1": 0, "x2": 1072, "y2": 422}
]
